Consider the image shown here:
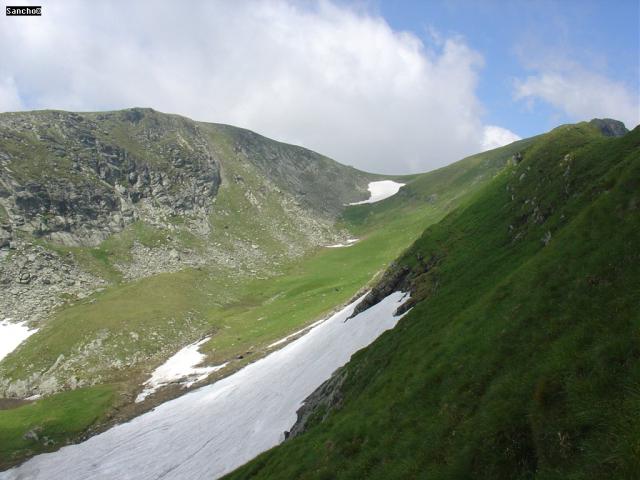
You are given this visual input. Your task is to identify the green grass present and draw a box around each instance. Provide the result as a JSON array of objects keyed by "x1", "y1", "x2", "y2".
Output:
[
  {"x1": 199, "y1": 193, "x2": 444, "y2": 361},
  {"x1": 0, "y1": 175, "x2": 449, "y2": 389},
  {"x1": 0, "y1": 385, "x2": 115, "y2": 467},
  {"x1": 1, "y1": 269, "x2": 219, "y2": 383},
  {"x1": 224, "y1": 126, "x2": 640, "y2": 479}
]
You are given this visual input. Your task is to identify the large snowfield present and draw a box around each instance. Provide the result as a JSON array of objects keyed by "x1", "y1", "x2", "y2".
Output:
[
  {"x1": 0, "y1": 319, "x2": 37, "y2": 363},
  {"x1": 1, "y1": 292, "x2": 409, "y2": 480},
  {"x1": 348, "y1": 180, "x2": 405, "y2": 205}
]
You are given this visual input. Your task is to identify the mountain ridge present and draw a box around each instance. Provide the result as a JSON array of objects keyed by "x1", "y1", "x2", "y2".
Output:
[
  {"x1": 225, "y1": 123, "x2": 639, "y2": 479},
  {"x1": 0, "y1": 107, "x2": 375, "y2": 248}
]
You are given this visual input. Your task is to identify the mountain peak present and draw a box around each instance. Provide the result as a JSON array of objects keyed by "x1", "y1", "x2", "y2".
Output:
[{"x1": 589, "y1": 118, "x2": 629, "y2": 137}]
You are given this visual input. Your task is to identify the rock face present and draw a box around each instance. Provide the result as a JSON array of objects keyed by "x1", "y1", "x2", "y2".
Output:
[
  {"x1": 589, "y1": 118, "x2": 629, "y2": 137},
  {"x1": 348, "y1": 264, "x2": 411, "y2": 319},
  {"x1": 0, "y1": 109, "x2": 373, "y2": 248},
  {"x1": 285, "y1": 368, "x2": 348, "y2": 440},
  {"x1": 0, "y1": 109, "x2": 221, "y2": 247}
]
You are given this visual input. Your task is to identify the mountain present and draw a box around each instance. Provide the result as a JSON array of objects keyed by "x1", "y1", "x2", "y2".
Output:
[
  {"x1": 0, "y1": 109, "x2": 380, "y2": 327},
  {"x1": 0, "y1": 108, "x2": 371, "y2": 245},
  {"x1": 0, "y1": 107, "x2": 531, "y2": 469},
  {"x1": 225, "y1": 123, "x2": 639, "y2": 479},
  {"x1": 0, "y1": 108, "x2": 376, "y2": 465}
]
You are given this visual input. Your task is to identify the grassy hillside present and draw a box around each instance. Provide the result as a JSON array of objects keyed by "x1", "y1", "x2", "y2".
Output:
[
  {"x1": 0, "y1": 124, "x2": 523, "y2": 467},
  {"x1": 225, "y1": 124, "x2": 640, "y2": 479}
]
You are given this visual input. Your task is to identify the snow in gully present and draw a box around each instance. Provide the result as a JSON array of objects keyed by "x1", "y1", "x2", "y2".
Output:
[{"x1": 348, "y1": 180, "x2": 405, "y2": 205}]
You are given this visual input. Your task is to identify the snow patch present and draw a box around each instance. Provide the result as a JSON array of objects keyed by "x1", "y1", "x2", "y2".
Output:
[
  {"x1": 0, "y1": 318, "x2": 37, "y2": 363},
  {"x1": 325, "y1": 238, "x2": 359, "y2": 248},
  {"x1": 348, "y1": 180, "x2": 405, "y2": 205},
  {"x1": 135, "y1": 337, "x2": 228, "y2": 403},
  {"x1": 2, "y1": 292, "x2": 409, "y2": 480}
]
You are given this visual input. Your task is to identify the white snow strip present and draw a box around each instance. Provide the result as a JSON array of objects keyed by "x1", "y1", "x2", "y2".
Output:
[
  {"x1": 1, "y1": 292, "x2": 409, "y2": 480},
  {"x1": 325, "y1": 238, "x2": 359, "y2": 248},
  {"x1": 135, "y1": 337, "x2": 228, "y2": 403},
  {"x1": 0, "y1": 318, "x2": 37, "y2": 363},
  {"x1": 348, "y1": 180, "x2": 405, "y2": 205}
]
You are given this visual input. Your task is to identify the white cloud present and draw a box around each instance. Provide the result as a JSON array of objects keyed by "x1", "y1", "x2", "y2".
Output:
[
  {"x1": 481, "y1": 125, "x2": 521, "y2": 151},
  {"x1": 0, "y1": 77, "x2": 24, "y2": 112},
  {"x1": 0, "y1": 0, "x2": 512, "y2": 173},
  {"x1": 514, "y1": 68, "x2": 640, "y2": 129}
]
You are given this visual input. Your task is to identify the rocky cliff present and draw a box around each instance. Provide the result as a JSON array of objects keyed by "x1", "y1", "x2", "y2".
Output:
[{"x1": 0, "y1": 109, "x2": 221, "y2": 248}]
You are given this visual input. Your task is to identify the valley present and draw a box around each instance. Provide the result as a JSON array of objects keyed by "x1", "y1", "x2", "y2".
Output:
[
  {"x1": 0, "y1": 110, "x2": 636, "y2": 480},
  {"x1": 0, "y1": 108, "x2": 521, "y2": 468},
  {"x1": 1, "y1": 2, "x2": 636, "y2": 478}
]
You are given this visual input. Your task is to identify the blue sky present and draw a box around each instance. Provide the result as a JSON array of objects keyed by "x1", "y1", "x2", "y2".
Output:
[
  {"x1": 374, "y1": 0, "x2": 639, "y2": 137},
  {"x1": 0, "y1": 0, "x2": 638, "y2": 173}
]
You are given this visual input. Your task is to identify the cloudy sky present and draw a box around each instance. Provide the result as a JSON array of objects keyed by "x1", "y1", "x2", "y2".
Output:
[{"x1": 1, "y1": 0, "x2": 638, "y2": 173}]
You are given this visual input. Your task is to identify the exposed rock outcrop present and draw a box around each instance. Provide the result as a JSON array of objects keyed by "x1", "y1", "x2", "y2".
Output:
[
  {"x1": 0, "y1": 109, "x2": 221, "y2": 247},
  {"x1": 589, "y1": 118, "x2": 629, "y2": 137},
  {"x1": 349, "y1": 264, "x2": 411, "y2": 318},
  {"x1": 285, "y1": 368, "x2": 348, "y2": 440}
]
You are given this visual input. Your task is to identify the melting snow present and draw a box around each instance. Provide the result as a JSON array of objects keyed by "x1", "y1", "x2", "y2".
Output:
[
  {"x1": 1, "y1": 292, "x2": 409, "y2": 480},
  {"x1": 348, "y1": 180, "x2": 405, "y2": 205},
  {"x1": 0, "y1": 318, "x2": 37, "y2": 363},
  {"x1": 135, "y1": 337, "x2": 228, "y2": 403},
  {"x1": 325, "y1": 238, "x2": 359, "y2": 248}
]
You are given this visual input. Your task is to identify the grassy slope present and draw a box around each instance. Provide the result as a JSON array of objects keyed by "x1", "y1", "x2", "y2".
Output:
[
  {"x1": 0, "y1": 138, "x2": 523, "y2": 467},
  {"x1": 0, "y1": 386, "x2": 115, "y2": 462},
  {"x1": 225, "y1": 125, "x2": 640, "y2": 479}
]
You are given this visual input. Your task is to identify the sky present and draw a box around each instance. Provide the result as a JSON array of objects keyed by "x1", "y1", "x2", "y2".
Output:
[{"x1": 0, "y1": 0, "x2": 638, "y2": 174}]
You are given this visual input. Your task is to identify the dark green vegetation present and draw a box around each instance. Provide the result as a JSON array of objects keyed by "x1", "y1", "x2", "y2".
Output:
[
  {"x1": 0, "y1": 386, "x2": 115, "y2": 462},
  {"x1": 226, "y1": 124, "x2": 640, "y2": 479}
]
